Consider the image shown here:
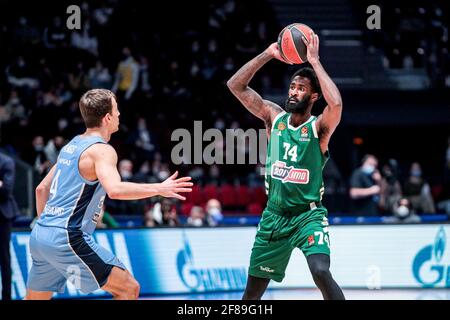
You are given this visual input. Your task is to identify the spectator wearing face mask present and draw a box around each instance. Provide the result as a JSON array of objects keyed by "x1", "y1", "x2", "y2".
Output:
[
  {"x1": 403, "y1": 162, "x2": 436, "y2": 214},
  {"x1": 205, "y1": 198, "x2": 224, "y2": 227},
  {"x1": 392, "y1": 197, "x2": 421, "y2": 223},
  {"x1": 146, "y1": 198, "x2": 180, "y2": 227},
  {"x1": 24, "y1": 136, "x2": 52, "y2": 178},
  {"x1": 160, "y1": 199, "x2": 180, "y2": 227},
  {"x1": 186, "y1": 206, "x2": 207, "y2": 227},
  {"x1": 349, "y1": 154, "x2": 381, "y2": 216},
  {"x1": 379, "y1": 162, "x2": 402, "y2": 214},
  {"x1": 44, "y1": 136, "x2": 66, "y2": 165}
]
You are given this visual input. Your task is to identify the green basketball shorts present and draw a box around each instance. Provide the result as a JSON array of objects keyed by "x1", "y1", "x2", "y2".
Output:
[{"x1": 248, "y1": 203, "x2": 330, "y2": 282}]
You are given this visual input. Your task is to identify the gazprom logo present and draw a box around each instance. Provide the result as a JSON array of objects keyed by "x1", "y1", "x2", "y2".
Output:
[
  {"x1": 176, "y1": 231, "x2": 247, "y2": 292},
  {"x1": 412, "y1": 227, "x2": 450, "y2": 288}
]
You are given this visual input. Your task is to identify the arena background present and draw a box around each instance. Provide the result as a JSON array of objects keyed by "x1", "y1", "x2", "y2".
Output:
[{"x1": 0, "y1": 0, "x2": 449, "y2": 300}]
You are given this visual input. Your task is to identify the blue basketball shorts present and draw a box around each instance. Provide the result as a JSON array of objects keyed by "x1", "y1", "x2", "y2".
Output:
[{"x1": 27, "y1": 223, "x2": 126, "y2": 294}]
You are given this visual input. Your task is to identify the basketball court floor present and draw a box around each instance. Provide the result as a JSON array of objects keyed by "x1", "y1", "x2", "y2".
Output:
[{"x1": 142, "y1": 288, "x2": 450, "y2": 300}]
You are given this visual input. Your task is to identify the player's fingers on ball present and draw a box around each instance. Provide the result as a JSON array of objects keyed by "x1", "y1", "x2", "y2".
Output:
[
  {"x1": 302, "y1": 36, "x2": 308, "y2": 45},
  {"x1": 312, "y1": 32, "x2": 317, "y2": 44}
]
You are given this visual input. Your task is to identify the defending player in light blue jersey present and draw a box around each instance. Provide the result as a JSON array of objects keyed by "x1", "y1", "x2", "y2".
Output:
[{"x1": 25, "y1": 89, "x2": 193, "y2": 300}]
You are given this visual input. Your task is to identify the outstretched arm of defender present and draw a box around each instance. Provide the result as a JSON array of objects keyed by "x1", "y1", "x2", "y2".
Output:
[
  {"x1": 303, "y1": 32, "x2": 342, "y2": 151},
  {"x1": 94, "y1": 144, "x2": 193, "y2": 200},
  {"x1": 226, "y1": 43, "x2": 286, "y2": 129}
]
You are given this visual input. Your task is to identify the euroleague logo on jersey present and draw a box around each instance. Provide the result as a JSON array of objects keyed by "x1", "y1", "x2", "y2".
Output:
[
  {"x1": 271, "y1": 160, "x2": 309, "y2": 184},
  {"x1": 301, "y1": 126, "x2": 308, "y2": 137}
]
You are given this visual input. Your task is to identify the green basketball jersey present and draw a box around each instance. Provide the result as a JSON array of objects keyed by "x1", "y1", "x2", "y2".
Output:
[{"x1": 265, "y1": 111, "x2": 328, "y2": 209}]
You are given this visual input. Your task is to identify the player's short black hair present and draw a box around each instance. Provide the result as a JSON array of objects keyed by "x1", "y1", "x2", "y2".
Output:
[{"x1": 291, "y1": 67, "x2": 322, "y2": 97}]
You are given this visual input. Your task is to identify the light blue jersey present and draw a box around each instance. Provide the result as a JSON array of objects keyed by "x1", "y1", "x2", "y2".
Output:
[
  {"x1": 28, "y1": 135, "x2": 125, "y2": 294},
  {"x1": 38, "y1": 135, "x2": 107, "y2": 234}
]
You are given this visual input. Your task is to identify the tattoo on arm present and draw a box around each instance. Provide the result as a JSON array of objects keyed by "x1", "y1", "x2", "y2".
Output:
[{"x1": 227, "y1": 52, "x2": 278, "y2": 122}]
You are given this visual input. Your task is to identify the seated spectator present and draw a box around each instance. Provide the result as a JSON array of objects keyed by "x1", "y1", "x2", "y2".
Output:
[
  {"x1": 160, "y1": 199, "x2": 180, "y2": 227},
  {"x1": 379, "y1": 162, "x2": 402, "y2": 214},
  {"x1": 6, "y1": 56, "x2": 39, "y2": 89},
  {"x1": 43, "y1": 16, "x2": 70, "y2": 48},
  {"x1": 186, "y1": 206, "x2": 207, "y2": 227},
  {"x1": 403, "y1": 162, "x2": 436, "y2": 214},
  {"x1": 392, "y1": 197, "x2": 421, "y2": 223},
  {"x1": 70, "y1": 17, "x2": 98, "y2": 56},
  {"x1": 23, "y1": 136, "x2": 52, "y2": 178},
  {"x1": 13, "y1": 16, "x2": 41, "y2": 48},
  {"x1": 3, "y1": 90, "x2": 27, "y2": 122},
  {"x1": 349, "y1": 154, "x2": 381, "y2": 216},
  {"x1": 133, "y1": 160, "x2": 152, "y2": 183},
  {"x1": 205, "y1": 198, "x2": 223, "y2": 226},
  {"x1": 144, "y1": 204, "x2": 159, "y2": 227},
  {"x1": 145, "y1": 199, "x2": 180, "y2": 227},
  {"x1": 44, "y1": 136, "x2": 66, "y2": 165},
  {"x1": 88, "y1": 61, "x2": 112, "y2": 89},
  {"x1": 68, "y1": 62, "x2": 89, "y2": 96}
]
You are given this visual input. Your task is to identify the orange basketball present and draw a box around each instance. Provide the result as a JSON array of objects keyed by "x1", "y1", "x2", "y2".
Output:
[{"x1": 277, "y1": 23, "x2": 314, "y2": 64}]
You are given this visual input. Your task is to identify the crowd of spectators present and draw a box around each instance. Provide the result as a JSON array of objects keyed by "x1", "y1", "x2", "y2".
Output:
[
  {"x1": 348, "y1": 155, "x2": 439, "y2": 221},
  {"x1": 357, "y1": 0, "x2": 450, "y2": 87}
]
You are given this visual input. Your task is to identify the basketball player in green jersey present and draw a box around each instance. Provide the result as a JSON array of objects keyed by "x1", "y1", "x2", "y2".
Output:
[{"x1": 227, "y1": 31, "x2": 345, "y2": 300}]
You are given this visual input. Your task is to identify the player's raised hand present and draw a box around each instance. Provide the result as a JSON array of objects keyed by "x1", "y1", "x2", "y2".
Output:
[
  {"x1": 302, "y1": 30, "x2": 320, "y2": 63},
  {"x1": 159, "y1": 171, "x2": 193, "y2": 201},
  {"x1": 265, "y1": 42, "x2": 292, "y2": 64}
]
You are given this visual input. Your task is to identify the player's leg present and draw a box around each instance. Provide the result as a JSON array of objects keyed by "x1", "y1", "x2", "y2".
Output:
[
  {"x1": 242, "y1": 275, "x2": 270, "y2": 300},
  {"x1": 297, "y1": 210, "x2": 345, "y2": 300},
  {"x1": 24, "y1": 290, "x2": 54, "y2": 300},
  {"x1": 244, "y1": 210, "x2": 293, "y2": 300},
  {"x1": 25, "y1": 226, "x2": 67, "y2": 300},
  {"x1": 306, "y1": 253, "x2": 345, "y2": 300},
  {"x1": 67, "y1": 232, "x2": 139, "y2": 299},
  {"x1": 101, "y1": 266, "x2": 140, "y2": 300}
]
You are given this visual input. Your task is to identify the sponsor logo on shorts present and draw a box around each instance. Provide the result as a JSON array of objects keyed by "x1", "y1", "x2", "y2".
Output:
[
  {"x1": 271, "y1": 161, "x2": 309, "y2": 184},
  {"x1": 308, "y1": 235, "x2": 315, "y2": 246},
  {"x1": 260, "y1": 266, "x2": 275, "y2": 273}
]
